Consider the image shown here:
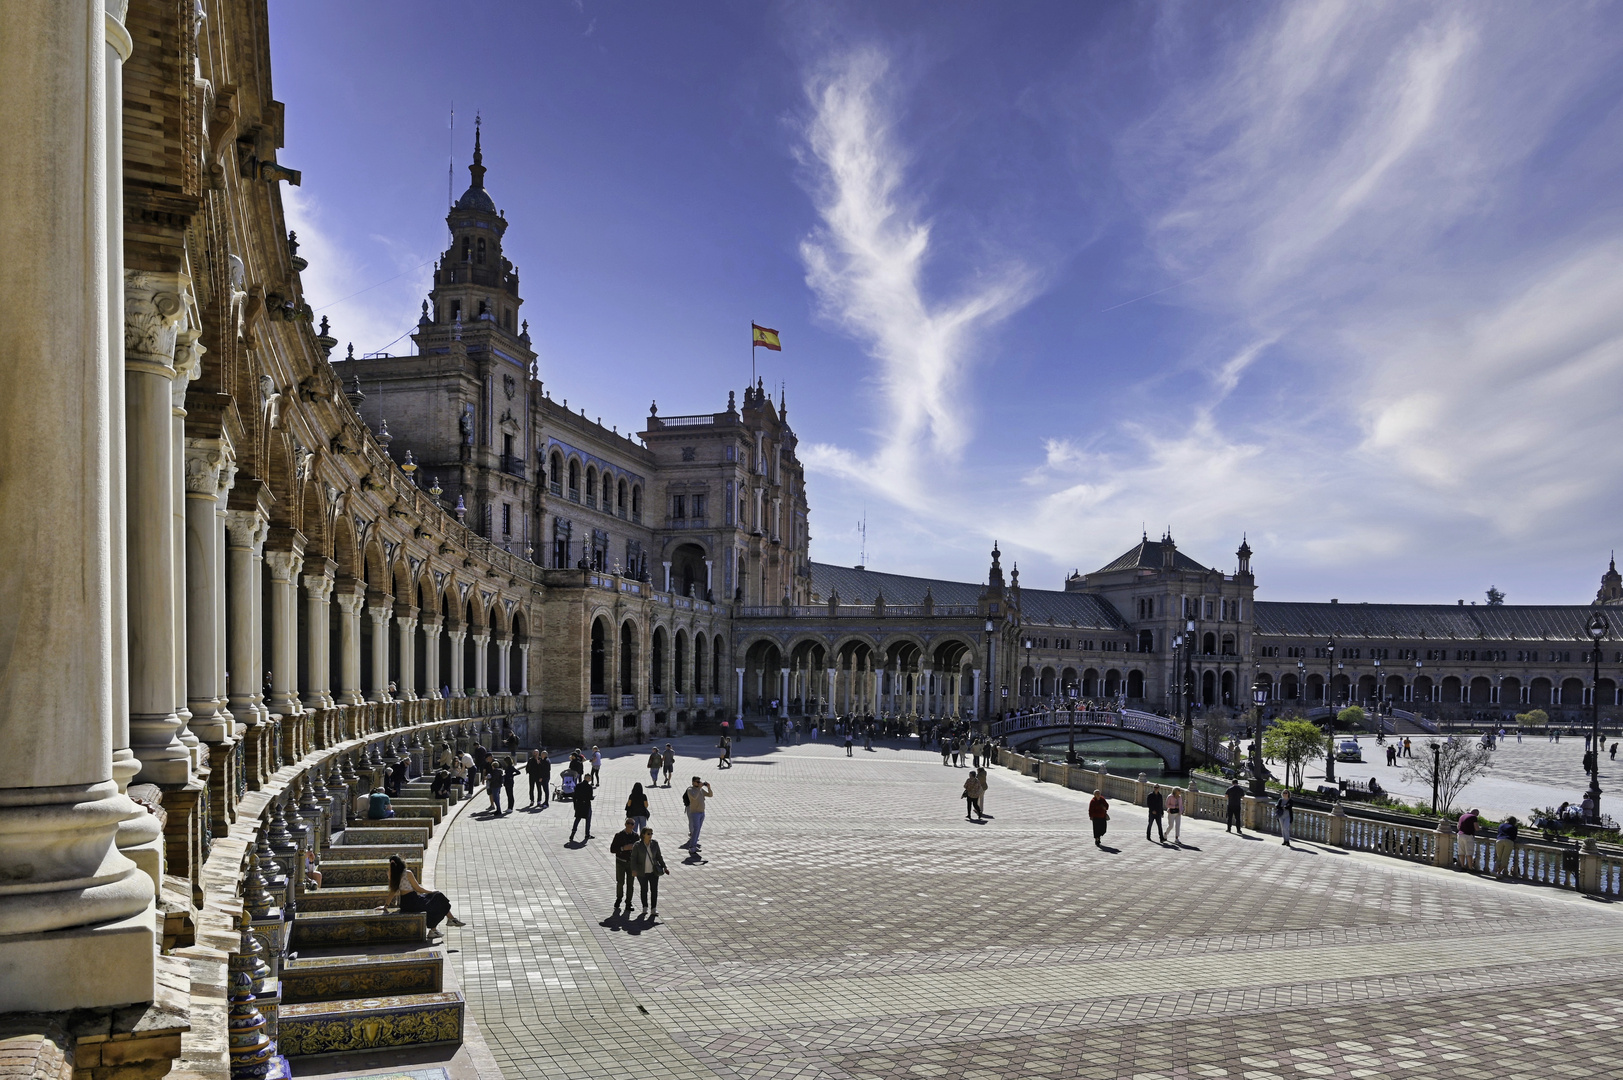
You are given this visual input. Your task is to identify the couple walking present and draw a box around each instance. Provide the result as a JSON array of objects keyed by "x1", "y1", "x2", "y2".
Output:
[
  {"x1": 609, "y1": 819, "x2": 670, "y2": 918},
  {"x1": 1143, "y1": 785, "x2": 1187, "y2": 844},
  {"x1": 961, "y1": 768, "x2": 991, "y2": 821}
]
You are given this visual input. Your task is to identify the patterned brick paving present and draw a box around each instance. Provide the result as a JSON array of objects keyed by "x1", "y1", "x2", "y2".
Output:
[{"x1": 436, "y1": 738, "x2": 1623, "y2": 1079}]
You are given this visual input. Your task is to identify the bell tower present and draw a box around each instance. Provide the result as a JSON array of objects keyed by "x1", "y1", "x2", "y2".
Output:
[{"x1": 422, "y1": 117, "x2": 526, "y2": 340}]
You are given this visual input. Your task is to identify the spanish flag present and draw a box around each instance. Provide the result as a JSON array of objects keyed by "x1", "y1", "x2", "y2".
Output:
[{"x1": 751, "y1": 323, "x2": 782, "y2": 351}]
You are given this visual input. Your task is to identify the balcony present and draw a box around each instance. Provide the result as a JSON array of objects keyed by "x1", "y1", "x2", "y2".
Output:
[
  {"x1": 550, "y1": 481, "x2": 562, "y2": 497},
  {"x1": 620, "y1": 695, "x2": 636, "y2": 710},
  {"x1": 590, "y1": 694, "x2": 608, "y2": 710},
  {"x1": 500, "y1": 455, "x2": 526, "y2": 478}
]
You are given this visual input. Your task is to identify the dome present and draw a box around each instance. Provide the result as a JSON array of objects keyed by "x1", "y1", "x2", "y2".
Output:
[{"x1": 455, "y1": 184, "x2": 496, "y2": 213}]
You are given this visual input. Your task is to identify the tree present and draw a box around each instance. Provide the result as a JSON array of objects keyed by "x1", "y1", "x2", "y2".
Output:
[
  {"x1": 1515, "y1": 708, "x2": 1549, "y2": 729},
  {"x1": 1262, "y1": 717, "x2": 1328, "y2": 790},
  {"x1": 1401, "y1": 736, "x2": 1495, "y2": 816},
  {"x1": 1486, "y1": 587, "x2": 1505, "y2": 606},
  {"x1": 1337, "y1": 705, "x2": 1367, "y2": 731}
]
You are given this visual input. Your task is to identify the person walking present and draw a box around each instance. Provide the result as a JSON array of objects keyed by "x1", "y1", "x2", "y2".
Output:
[
  {"x1": 569, "y1": 769, "x2": 595, "y2": 841},
  {"x1": 525, "y1": 750, "x2": 545, "y2": 808},
  {"x1": 610, "y1": 818, "x2": 641, "y2": 915},
  {"x1": 484, "y1": 762, "x2": 504, "y2": 814},
  {"x1": 962, "y1": 771, "x2": 986, "y2": 821},
  {"x1": 501, "y1": 756, "x2": 517, "y2": 813},
  {"x1": 647, "y1": 747, "x2": 663, "y2": 785},
  {"x1": 631, "y1": 827, "x2": 669, "y2": 918},
  {"x1": 625, "y1": 782, "x2": 650, "y2": 833},
  {"x1": 1146, "y1": 784, "x2": 1166, "y2": 843},
  {"x1": 1165, "y1": 788, "x2": 1184, "y2": 845},
  {"x1": 681, "y1": 776, "x2": 714, "y2": 852},
  {"x1": 1089, "y1": 789, "x2": 1110, "y2": 847},
  {"x1": 976, "y1": 768, "x2": 990, "y2": 817},
  {"x1": 1493, "y1": 816, "x2": 1519, "y2": 879},
  {"x1": 384, "y1": 854, "x2": 465, "y2": 937},
  {"x1": 717, "y1": 733, "x2": 732, "y2": 769},
  {"x1": 591, "y1": 745, "x2": 603, "y2": 787},
  {"x1": 1456, "y1": 807, "x2": 1481, "y2": 870},
  {"x1": 1276, "y1": 789, "x2": 1294, "y2": 847},
  {"x1": 844, "y1": 730, "x2": 854, "y2": 756},
  {"x1": 661, "y1": 744, "x2": 676, "y2": 787},
  {"x1": 1224, "y1": 779, "x2": 1245, "y2": 834},
  {"x1": 941, "y1": 738, "x2": 951, "y2": 767}
]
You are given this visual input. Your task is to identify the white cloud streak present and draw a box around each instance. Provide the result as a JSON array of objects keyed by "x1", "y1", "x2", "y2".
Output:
[{"x1": 796, "y1": 48, "x2": 1036, "y2": 508}]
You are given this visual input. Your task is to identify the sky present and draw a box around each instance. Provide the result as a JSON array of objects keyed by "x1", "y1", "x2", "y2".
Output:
[{"x1": 269, "y1": 0, "x2": 1623, "y2": 607}]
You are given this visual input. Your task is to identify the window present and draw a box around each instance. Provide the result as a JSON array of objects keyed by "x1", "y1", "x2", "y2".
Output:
[
  {"x1": 725, "y1": 444, "x2": 737, "y2": 462},
  {"x1": 450, "y1": 299, "x2": 462, "y2": 321},
  {"x1": 1369, "y1": 647, "x2": 1389, "y2": 660},
  {"x1": 670, "y1": 494, "x2": 686, "y2": 520},
  {"x1": 550, "y1": 453, "x2": 563, "y2": 497},
  {"x1": 1455, "y1": 650, "x2": 1477, "y2": 662},
  {"x1": 461, "y1": 237, "x2": 470, "y2": 261},
  {"x1": 725, "y1": 481, "x2": 735, "y2": 525},
  {"x1": 1425, "y1": 649, "x2": 1445, "y2": 661},
  {"x1": 1549, "y1": 650, "x2": 1572, "y2": 663},
  {"x1": 501, "y1": 502, "x2": 512, "y2": 535},
  {"x1": 1286, "y1": 646, "x2": 1305, "y2": 658},
  {"x1": 477, "y1": 238, "x2": 486, "y2": 264},
  {"x1": 1260, "y1": 646, "x2": 1279, "y2": 657},
  {"x1": 1397, "y1": 648, "x2": 1417, "y2": 660},
  {"x1": 691, "y1": 493, "x2": 706, "y2": 520},
  {"x1": 585, "y1": 468, "x2": 597, "y2": 508},
  {"x1": 631, "y1": 486, "x2": 642, "y2": 524},
  {"x1": 1204, "y1": 599, "x2": 1214, "y2": 619},
  {"x1": 1517, "y1": 650, "x2": 1535, "y2": 663},
  {"x1": 617, "y1": 479, "x2": 628, "y2": 519},
  {"x1": 567, "y1": 460, "x2": 580, "y2": 502},
  {"x1": 552, "y1": 517, "x2": 572, "y2": 568},
  {"x1": 1314, "y1": 647, "x2": 1330, "y2": 659}
]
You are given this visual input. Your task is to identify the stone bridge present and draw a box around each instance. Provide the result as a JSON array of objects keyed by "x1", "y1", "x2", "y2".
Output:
[{"x1": 992, "y1": 708, "x2": 1234, "y2": 772}]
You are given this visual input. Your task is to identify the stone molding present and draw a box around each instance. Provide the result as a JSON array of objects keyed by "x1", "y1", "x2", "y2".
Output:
[{"x1": 264, "y1": 549, "x2": 304, "y2": 583}]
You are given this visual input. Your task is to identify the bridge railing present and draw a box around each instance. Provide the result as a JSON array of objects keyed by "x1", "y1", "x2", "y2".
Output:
[{"x1": 994, "y1": 708, "x2": 1233, "y2": 765}]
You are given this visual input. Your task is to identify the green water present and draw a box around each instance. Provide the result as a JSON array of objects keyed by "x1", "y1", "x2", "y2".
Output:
[{"x1": 1027, "y1": 734, "x2": 1181, "y2": 780}]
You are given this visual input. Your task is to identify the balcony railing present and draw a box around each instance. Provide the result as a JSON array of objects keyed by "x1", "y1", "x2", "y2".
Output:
[
  {"x1": 500, "y1": 455, "x2": 526, "y2": 478},
  {"x1": 590, "y1": 694, "x2": 608, "y2": 710},
  {"x1": 620, "y1": 695, "x2": 636, "y2": 710}
]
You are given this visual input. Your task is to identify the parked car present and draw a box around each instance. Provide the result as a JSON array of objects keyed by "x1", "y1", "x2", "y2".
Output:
[{"x1": 1336, "y1": 739, "x2": 1363, "y2": 762}]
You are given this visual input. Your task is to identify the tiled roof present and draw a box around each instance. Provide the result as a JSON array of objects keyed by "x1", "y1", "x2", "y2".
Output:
[
  {"x1": 1254, "y1": 602, "x2": 1602, "y2": 641},
  {"x1": 807, "y1": 563, "x2": 1126, "y2": 630},
  {"x1": 1091, "y1": 538, "x2": 1212, "y2": 575}
]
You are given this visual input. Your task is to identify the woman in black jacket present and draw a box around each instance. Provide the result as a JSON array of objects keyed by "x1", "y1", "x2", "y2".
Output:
[
  {"x1": 630, "y1": 827, "x2": 669, "y2": 918},
  {"x1": 625, "y1": 782, "x2": 651, "y2": 833}
]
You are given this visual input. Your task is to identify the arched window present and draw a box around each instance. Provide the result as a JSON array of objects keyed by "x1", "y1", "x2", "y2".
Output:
[
  {"x1": 567, "y1": 460, "x2": 580, "y2": 501},
  {"x1": 477, "y1": 237, "x2": 486, "y2": 264},
  {"x1": 461, "y1": 236, "x2": 471, "y2": 262},
  {"x1": 1202, "y1": 632, "x2": 1216, "y2": 656},
  {"x1": 585, "y1": 467, "x2": 597, "y2": 508},
  {"x1": 549, "y1": 452, "x2": 563, "y2": 496},
  {"x1": 631, "y1": 485, "x2": 642, "y2": 523},
  {"x1": 617, "y1": 479, "x2": 628, "y2": 518}
]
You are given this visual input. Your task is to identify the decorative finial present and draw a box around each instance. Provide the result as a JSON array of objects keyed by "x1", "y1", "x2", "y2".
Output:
[
  {"x1": 728, "y1": 390, "x2": 736, "y2": 410},
  {"x1": 429, "y1": 476, "x2": 442, "y2": 498},
  {"x1": 454, "y1": 494, "x2": 466, "y2": 522},
  {"x1": 318, "y1": 315, "x2": 330, "y2": 336},
  {"x1": 346, "y1": 342, "x2": 355, "y2": 361},
  {"x1": 287, "y1": 230, "x2": 299, "y2": 256},
  {"x1": 650, "y1": 399, "x2": 658, "y2": 416},
  {"x1": 469, "y1": 113, "x2": 486, "y2": 190}
]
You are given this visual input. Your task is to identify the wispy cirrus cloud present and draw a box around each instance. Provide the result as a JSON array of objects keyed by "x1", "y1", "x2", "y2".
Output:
[{"x1": 796, "y1": 47, "x2": 1036, "y2": 509}]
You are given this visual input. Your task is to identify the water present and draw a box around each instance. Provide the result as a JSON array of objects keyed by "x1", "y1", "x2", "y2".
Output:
[{"x1": 1027, "y1": 734, "x2": 1179, "y2": 780}]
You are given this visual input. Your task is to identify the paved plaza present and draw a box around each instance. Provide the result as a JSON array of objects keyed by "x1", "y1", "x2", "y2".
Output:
[
  {"x1": 436, "y1": 736, "x2": 1623, "y2": 1079},
  {"x1": 1317, "y1": 733, "x2": 1618, "y2": 821}
]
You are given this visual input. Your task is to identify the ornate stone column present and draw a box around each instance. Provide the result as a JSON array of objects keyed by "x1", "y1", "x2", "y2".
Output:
[
  {"x1": 184, "y1": 438, "x2": 235, "y2": 743},
  {"x1": 779, "y1": 669, "x2": 789, "y2": 718},
  {"x1": 735, "y1": 667, "x2": 745, "y2": 722},
  {"x1": 334, "y1": 586, "x2": 365, "y2": 706},
  {"x1": 472, "y1": 632, "x2": 491, "y2": 697},
  {"x1": 367, "y1": 601, "x2": 393, "y2": 703},
  {"x1": 265, "y1": 547, "x2": 304, "y2": 716},
  {"x1": 225, "y1": 510, "x2": 267, "y2": 725},
  {"x1": 971, "y1": 668, "x2": 982, "y2": 721},
  {"x1": 447, "y1": 628, "x2": 467, "y2": 699},
  {"x1": 496, "y1": 633, "x2": 512, "y2": 696},
  {"x1": 826, "y1": 668, "x2": 837, "y2": 719},
  {"x1": 301, "y1": 564, "x2": 334, "y2": 710},
  {"x1": 124, "y1": 272, "x2": 193, "y2": 785},
  {"x1": 171, "y1": 330, "x2": 201, "y2": 767},
  {"x1": 395, "y1": 607, "x2": 418, "y2": 701},
  {"x1": 518, "y1": 643, "x2": 531, "y2": 695},
  {"x1": 0, "y1": 0, "x2": 155, "y2": 1007},
  {"x1": 421, "y1": 617, "x2": 443, "y2": 699}
]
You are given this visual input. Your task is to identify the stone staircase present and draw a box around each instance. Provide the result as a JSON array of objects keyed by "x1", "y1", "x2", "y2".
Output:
[{"x1": 244, "y1": 739, "x2": 470, "y2": 1062}]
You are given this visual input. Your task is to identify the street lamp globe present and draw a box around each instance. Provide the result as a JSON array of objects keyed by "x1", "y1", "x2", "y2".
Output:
[{"x1": 1248, "y1": 679, "x2": 1268, "y2": 797}]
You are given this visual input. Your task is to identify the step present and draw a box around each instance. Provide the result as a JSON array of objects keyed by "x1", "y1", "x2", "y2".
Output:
[
  {"x1": 315, "y1": 859, "x2": 398, "y2": 887},
  {"x1": 295, "y1": 887, "x2": 392, "y2": 913},
  {"x1": 386, "y1": 801, "x2": 444, "y2": 824},
  {"x1": 345, "y1": 815, "x2": 436, "y2": 831},
  {"x1": 281, "y1": 951, "x2": 443, "y2": 1004},
  {"x1": 336, "y1": 826, "x2": 429, "y2": 848},
  {"x1": 289, "y1": 910, "x2": 425, "y2": 948},
  {"x1": 319, "y1": 845, "x2": 421, "y2": 863},
  {"x1": 279, "y1": 991, "x2": 464, "y2": 1057}
]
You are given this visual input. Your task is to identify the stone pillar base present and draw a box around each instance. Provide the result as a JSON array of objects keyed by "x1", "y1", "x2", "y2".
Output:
[{"x1": 0, "y1": 903, "x2": 156, "y2": 1013}]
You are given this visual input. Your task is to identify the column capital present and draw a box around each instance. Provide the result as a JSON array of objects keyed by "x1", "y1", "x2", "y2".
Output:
[
  {"x1": 184, "y1": 436, "x2": 235, "y2": 495},
  {"x1": 447, "y1": 627, "x2": 467, "y2": 642},
  {"x1": 333, "y1": 589, "x2": 366, "y2": 615},
  {"x1": 420, "y1": 615, "x2": 443, "y2": 631},
  {"x1": 367, "y1": 603, "x2": 393, "y2": 624},
  {"x1": 265, "y1": 548, "x2": 304, "y2": 583},
  {"x1": 224, "y1": 508, "x2": 267, "y2": 549},
  {"x1": 302, "y1": 571, "x2": 335, "y2": 602},
  {"x1": 123, "y1": 269, "x2": 189, "y2": 372},
  {"x1": 472, "y1": 631, "x2": 490, "y2": 646}
]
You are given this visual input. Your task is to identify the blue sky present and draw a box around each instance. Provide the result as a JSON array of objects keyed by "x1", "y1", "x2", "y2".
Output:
[{"x1": 271, "y1": 1, "x2": 1623, "y2": 606}]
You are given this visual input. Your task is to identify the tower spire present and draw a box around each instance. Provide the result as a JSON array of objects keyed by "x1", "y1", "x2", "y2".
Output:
[{"x1": 469, "y1": 113, "x2": 486, "y2": 191}]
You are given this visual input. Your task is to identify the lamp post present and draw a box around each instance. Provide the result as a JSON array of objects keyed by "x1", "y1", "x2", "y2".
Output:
[
  {"x1": 1372, "y1": 657, "x2": 1382, "y2": 716},
  {"x1": 1415, "y1": 658, "x2": 1423, "y2": 711},
  {"x1": 1172, "y1": 632, "x2": 1184, "y2": 730},
  {"x1": 1250, "y1": 680, "x2": 1268, "y2": 797},
  {"x1": 1429, "y1": 740, "x2": 1441, "y2": 815},
  {"x1": 1182, "y1": 619, "x2": 1195, "y2": 733},
  {"x1": 1324, "y1": 639, "x2": 1338, "y2": 782},
  {"x1": 1066, "y1": 690, "x2": 1078, "y2": 765},
  {"x1": 1023, "y1": 638, "x2": 1034, "y2": 712},
  {"x1": 1587, "y1": 610, "x2": 1610, "y2": 823},
  {"x1": 984, "y1": 618, "x2": 995, "y2": 730},
  {"x1": 1296, "y1": 659, "x2": 1305, "y2": 704}
]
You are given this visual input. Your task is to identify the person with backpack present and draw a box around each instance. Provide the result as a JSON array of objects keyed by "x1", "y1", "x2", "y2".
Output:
[
  {"x1": 625, "y1": 782, "x2": 651, "y2": 834},
  {"x1": 1089, "y1": 789, "x2": 1110, "y2": 847}
]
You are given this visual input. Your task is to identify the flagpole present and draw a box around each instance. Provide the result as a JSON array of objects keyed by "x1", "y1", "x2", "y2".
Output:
[{"x1": 750, "y1": 322, "x2": 756, "y2": 388}]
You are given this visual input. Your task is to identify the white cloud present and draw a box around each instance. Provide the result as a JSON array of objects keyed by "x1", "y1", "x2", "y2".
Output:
[{"x1": 796, "y1": 47, "x2": 1037, "y2": 509}]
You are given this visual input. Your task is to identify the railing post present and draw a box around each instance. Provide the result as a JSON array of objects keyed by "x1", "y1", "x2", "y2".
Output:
[
  {"x1": 1328, "y1": 803, "x2": 1347, "y2": 847},
  {"x1": 1434, "y1": 818, "x2": 1454, "y2": 868},
  {"x1": 1581, "y1": 838, "x2": 1601, "y2": 894},
  {"x1": 1134, "y1": 772, "x2": 1146, "y2": 806},
  {"x1": 1242, "y1": 794, "x2": 1262, "y2": 831}
]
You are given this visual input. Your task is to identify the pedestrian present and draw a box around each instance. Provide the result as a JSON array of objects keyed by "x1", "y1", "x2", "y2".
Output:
[
  {"x1": 569, "y1": 768, "x2": 594, "y2": 841},
  {"x1": 525, "y1": 749, "x2": 546, "y2": 808},
  {"x1": 844, "y1": 730, "x2": 854, "y2": 756},
  {"x1": 626, "y1": 782, "x2": 650, "y2": 833},
  {"x1": 1613, "y1": 743, "x2": 1619, "y2": 761},
  {"x1": 460, "y1": 749, "x2": 477, "y2": 790},
  {"x1": 631, "y1": 827, "x2": 669, "y2": 918},
  {"x1": 962, "y1": 771, "x2": 986, "y2": 821},
  {"x1": 591, "y1": 745, "x2": 603, "y2": 787},
  {"x1": 976, "y1": 768, "x2": 990, "y2": 816},
  {"x1": 610, "y1": 818, "x2": 641, "y2": 915},
  {"x1": 941, "y1": 739, "x2": 951, "y2": 767},
  {"x1": 1146, "y1": 784, "x2": 1166, "y2": 843},
  {"x1": 384, "y1": 854, "x2": 465, "y2": 937},
  {"x1": 1225, "y1": 778, "x2": 1244, "y2": 833},
  {"x1": 1493, "y1": 816, "x2": 1519, "y2": 879},
  {"x1": 1456, "y1": 807, "x2": 1481, "y2": 870},
  {"x1": 501, "y1": 757, "x2": 517, "y2": 813},
  {"x1": 647, "y1": 747, "x2": 663, "y2": 785},
  {"x1": 484, "y1": 758, "x2": 504, "y2": 814},
  {"x1": 661, "y1": 743, "x2": 676, "y2": 787},
  {"x1": 681, "y1": 776, "x2": 713, "y2": 852},
  {"x1": 1403, "y1": 737, "x2": 1412, "y2": 757},
  {"x1": 1088, "y1": 789, "x2": 1110, "y2": 846},
  {"x1": 1166, "y1": 787, "x2": 1184, "y2": 845},
  {"x1": 1277, "y1": 789, "x2": 1294, "y2": 847},
  {"x1": 717, "y1": 733, "x2": 732, "y2": 769}
]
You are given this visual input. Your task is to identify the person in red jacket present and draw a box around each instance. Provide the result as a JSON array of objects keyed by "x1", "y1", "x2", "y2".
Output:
[{"x1": 1089, "y1": 790, "x2": 1110, "y2": 847}]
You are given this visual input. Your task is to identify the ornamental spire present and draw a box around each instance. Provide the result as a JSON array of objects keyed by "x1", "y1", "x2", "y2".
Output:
[{"x1": 469, "y1": 113, "x2": 486, "y2": 191}]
